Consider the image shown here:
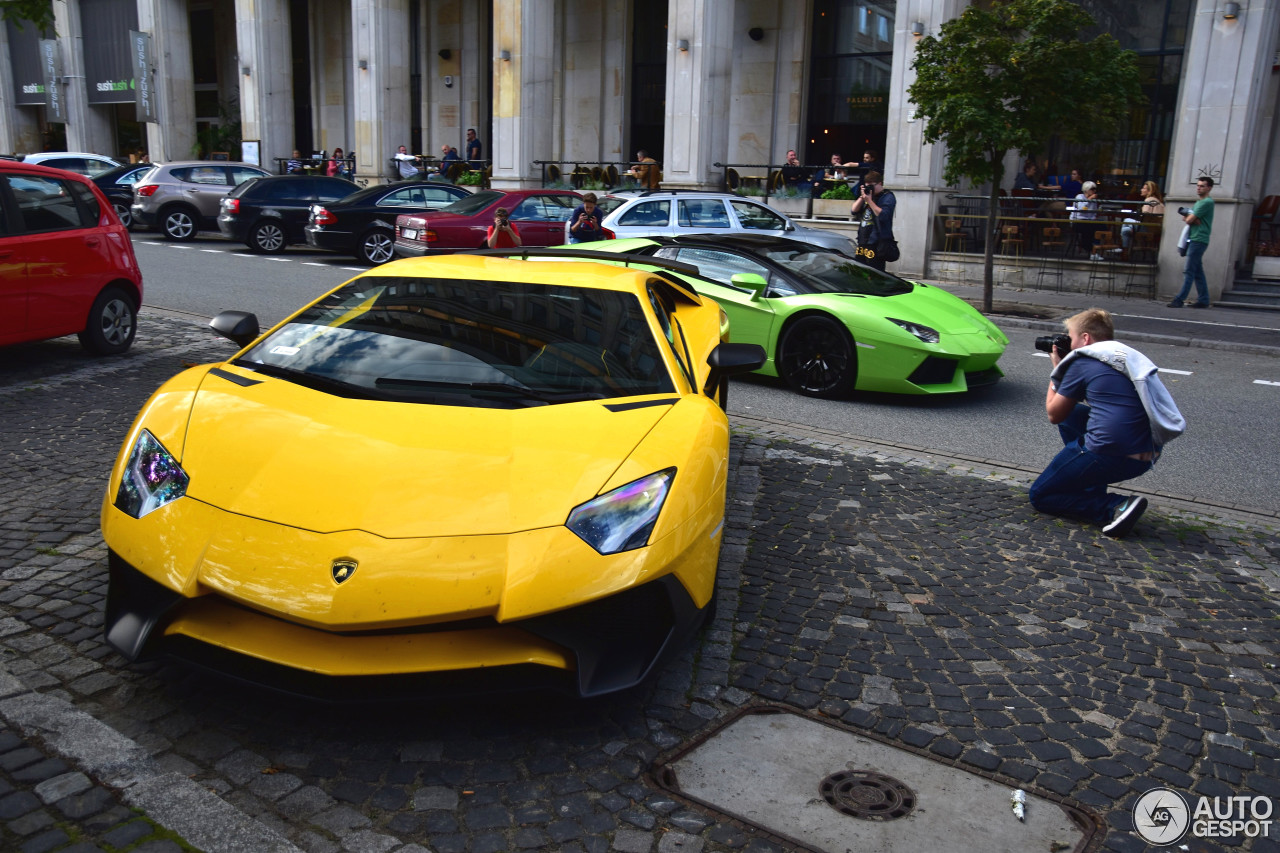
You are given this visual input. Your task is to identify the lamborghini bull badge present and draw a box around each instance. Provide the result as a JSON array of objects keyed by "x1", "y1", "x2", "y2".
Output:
[{"x1": 331, "y1": 559, "x2": 357, "y2": 584}]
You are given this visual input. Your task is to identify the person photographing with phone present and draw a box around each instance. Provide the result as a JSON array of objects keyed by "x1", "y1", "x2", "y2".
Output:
[
  {"x1": 486, "y1": 207, "x2": 522, "y2": 248},
  {"x1": 850, "y1": 171, "x2": 897, "y2": 270},
  {"x1": 568, "y1": 193, "x2": 603, "y2": 244}
]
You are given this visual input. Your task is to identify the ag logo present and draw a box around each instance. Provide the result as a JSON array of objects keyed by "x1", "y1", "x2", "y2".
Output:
[
  {"x1": 1133, "y1": 788, "x2": 1189, "y2": 845},
  {"x1": 331, "y1": 558, "x2": 357, "y2": 585}
]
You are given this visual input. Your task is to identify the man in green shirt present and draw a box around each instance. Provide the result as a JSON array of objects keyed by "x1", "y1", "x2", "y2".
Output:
[{"x1": 1168, "y1": 177, "x2": 1215, "y2": 308}]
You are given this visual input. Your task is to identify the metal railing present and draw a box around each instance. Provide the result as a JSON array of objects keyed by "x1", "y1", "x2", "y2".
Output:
[{"x1": 532, "y1": 160, "x2": 656, "y2": 189}]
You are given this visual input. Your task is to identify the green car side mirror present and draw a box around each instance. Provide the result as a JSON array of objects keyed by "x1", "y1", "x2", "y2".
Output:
[{"x1": 730, "y1": 272, "x2": 768, "y2": 300}]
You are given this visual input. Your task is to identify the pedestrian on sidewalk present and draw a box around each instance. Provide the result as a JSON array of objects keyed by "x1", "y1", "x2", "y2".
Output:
[
  {"x1": 1168, "y1": 176, "x2": 1215, "y2": 308},
  {"x1": 1029, "y1": 308, "x2": 1185, "y2": 538}
]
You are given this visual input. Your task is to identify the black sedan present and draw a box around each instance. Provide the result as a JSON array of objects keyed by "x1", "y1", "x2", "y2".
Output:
[
  {"x1": 304, "y1": 181, "x2": 472, "y2": 264},
  {"x1": 92, "y1": 163, "x2": 154, "y2": 229},
  {"x1": 218, "y1": 175, "x2": 357, "y2": 253}
]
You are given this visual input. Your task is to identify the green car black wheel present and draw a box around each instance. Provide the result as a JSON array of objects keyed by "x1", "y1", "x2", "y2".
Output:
[{"x1": 778, "y1": 315, "x2": 857, "y2": 398}]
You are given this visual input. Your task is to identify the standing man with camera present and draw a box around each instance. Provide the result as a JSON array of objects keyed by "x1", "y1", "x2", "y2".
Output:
[
  {"x1": 1029, "y1": 309, "x2": 1184, "y2": 539},
  {"x1": 1168, "y1": 176, "x2": 1215, "y2": 308},
  {"x1": 486, "y1": 208, "x2": 522, "y2": 248},
  {"x1": 850, "y1": 171, "x2": 897, "y2": 271}
]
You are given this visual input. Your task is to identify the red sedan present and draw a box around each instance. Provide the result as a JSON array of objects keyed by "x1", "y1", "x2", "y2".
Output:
[{"x1": 393, "y1": 188, "x2": 584, "y2": 256}]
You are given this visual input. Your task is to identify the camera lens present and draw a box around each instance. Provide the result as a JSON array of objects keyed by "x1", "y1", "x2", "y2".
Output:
[{"x1": 1035, "y1": 334, "x2": 1071, "y2": 355}]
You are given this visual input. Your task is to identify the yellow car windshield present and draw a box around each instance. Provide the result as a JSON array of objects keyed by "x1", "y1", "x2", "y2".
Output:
[{"x1": 234, "y1": 275, "x2": 677, "y2": 407}]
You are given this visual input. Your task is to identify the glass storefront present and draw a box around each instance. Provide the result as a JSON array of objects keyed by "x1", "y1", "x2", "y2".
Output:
[
  {"x1": 805, "y1": 0, "x2": 895, "y2": 167},
  {"x1": 1041, "y1": 0, "x2": 1192, "y2": 198}
]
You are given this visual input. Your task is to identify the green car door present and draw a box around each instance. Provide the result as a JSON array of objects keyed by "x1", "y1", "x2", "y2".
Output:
[{"x1": 653, "y1": 246, "x2": 779, "y2": 347}]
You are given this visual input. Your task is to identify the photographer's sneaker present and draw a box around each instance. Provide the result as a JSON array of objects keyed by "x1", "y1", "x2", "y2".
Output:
[{"x1": 1103, "y1": 495, "x2": 1148, "y2": 538}]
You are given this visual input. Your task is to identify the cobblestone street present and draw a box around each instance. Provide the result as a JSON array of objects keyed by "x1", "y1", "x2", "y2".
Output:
[{"x1": 1, "y1": 314, "x2": 1277, "y2": 853}]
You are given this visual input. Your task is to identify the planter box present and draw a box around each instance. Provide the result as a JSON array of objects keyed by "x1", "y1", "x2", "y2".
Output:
[
  {"x1": 811, "y1": 198, "x2": 854, "y2": 219},
  {"x1": 766, "y1": 197, "x2": 811, "y2": 218},
  {"x1": 1253, "y1": 256, "x2": 1280, "y2": 280}
]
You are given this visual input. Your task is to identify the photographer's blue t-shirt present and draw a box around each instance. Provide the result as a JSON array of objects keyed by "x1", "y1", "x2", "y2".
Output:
[{"x1": 1055, "y1": 357, "x2": 1152, "y2": 456}]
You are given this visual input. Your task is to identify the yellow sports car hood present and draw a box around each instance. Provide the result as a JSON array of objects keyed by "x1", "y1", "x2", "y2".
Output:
[{"x1": 181, "y1": 371, "x2": 672, "y2": 538}]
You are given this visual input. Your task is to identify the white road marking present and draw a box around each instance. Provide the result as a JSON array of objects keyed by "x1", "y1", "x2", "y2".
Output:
[
  {"x1": 1113, "y1": 312, "x2": 1280, "y2": 333},
  {"x1": 1255, "y1": 380, "x2": 1280, "y2": 387},
  {"x1": 1032, "y1": 352, "x2": 1193, "y2": 375},
  {"x1": 200, "y1": 249, "x2": 222, "y2": 253},
  {"x1": 262, "y1": 257, "x2": 292, "y2": 262},
  {"x1": 301, "y1": 262, "x2": 328, "y2": 267}
]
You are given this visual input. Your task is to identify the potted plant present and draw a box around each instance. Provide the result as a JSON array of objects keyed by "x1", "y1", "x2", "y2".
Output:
[{"x1": 813, "y1": 182, "x2": 855, "y2": 219}]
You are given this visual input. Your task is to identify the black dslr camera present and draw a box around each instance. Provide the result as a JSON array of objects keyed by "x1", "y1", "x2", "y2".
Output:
[
  {"x1": 1035, "y1": 334, "x2": 1071, "y2": 357},
  {"x1": 1177, "y1": 206, "x2": 1193, "y2": 217}
]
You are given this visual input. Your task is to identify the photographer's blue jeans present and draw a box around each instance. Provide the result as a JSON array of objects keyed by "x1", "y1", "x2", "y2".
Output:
[
  {"x1": 1173, "y1": 240, "x2": 1210, "y2": 306},
  {"x1": 1030, "y1": 407, "x2": 1152, "y2": 526}
]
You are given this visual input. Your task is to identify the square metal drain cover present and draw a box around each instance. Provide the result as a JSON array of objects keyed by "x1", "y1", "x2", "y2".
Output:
[{"x1": 655, "y1": 706, "x2": 1101, "y2": 853}]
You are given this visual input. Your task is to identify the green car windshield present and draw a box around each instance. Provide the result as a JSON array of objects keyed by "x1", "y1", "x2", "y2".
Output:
[
  {"x1": 755, "y1": 245, "x2": 914, "y2": 298},
  {"x1": 234, "y1": 276, "x2": 676, "y2": 407}
]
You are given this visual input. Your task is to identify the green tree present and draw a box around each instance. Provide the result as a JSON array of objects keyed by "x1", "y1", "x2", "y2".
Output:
[
  {"x1": 908, "y1": 0, "x2": 1142, "y2": 311},
  {"x1": 1, "y1": 0, "x2": 55, "y2": 32}
]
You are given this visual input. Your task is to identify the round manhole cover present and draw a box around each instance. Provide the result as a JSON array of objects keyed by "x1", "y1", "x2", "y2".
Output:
[{"x1": 819, "y1": 771, "x2": 917, "y2": 821}]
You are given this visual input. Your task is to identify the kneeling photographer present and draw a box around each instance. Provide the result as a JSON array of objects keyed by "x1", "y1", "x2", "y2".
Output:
[{"x1": 1029, "y1": 309, "x2": 1185, "y2": 538}]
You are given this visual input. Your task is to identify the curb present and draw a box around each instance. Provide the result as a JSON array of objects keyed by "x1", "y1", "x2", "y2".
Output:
[{"x1": 0, "y1": 662, "x2": 302, "y2": 853}]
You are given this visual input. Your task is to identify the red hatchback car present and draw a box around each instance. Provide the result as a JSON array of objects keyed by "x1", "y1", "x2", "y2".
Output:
[
  {"x1": 0, "y1": 161, "x2": 143, "y2": 354},
  {"x1": 393, "y1": 188, "x2": 584, "y2": 257}
]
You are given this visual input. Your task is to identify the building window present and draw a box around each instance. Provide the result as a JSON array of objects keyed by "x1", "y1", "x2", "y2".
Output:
[
  {"x1": 806, "y1": 0, "x2": 894, "y2": 166},
  {"x1": 1032, "y1": 0, "x2": 1193, "y2": 197}
]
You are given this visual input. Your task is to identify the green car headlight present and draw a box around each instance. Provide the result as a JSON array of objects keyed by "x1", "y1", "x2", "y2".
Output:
[
  {"x1": 114, "y1": 429, "x2": 190, "y2": 519},
  {"x1": 888, "y1": 319, "x2": 940, "y2": 344},
  {"x1": 567, "y1": 469, "x2": 675, "y2": 554}
]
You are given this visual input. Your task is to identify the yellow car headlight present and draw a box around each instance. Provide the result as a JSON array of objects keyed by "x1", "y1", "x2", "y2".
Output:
[
  {"x1": 567, "y1": 469, "x2": 675, "y2": 554},
  {"x1": 114, "y1": 429, "x2": 190, "y2": 519}
]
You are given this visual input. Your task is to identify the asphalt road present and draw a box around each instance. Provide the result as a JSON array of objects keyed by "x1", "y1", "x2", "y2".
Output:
[{"x1": 130, "y1": 231, "x2": 1280, "y2": 514}]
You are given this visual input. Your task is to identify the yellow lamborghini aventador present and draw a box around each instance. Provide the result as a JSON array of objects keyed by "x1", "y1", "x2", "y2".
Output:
[{"x1": 101, "y1": 254, "x2": 764, "y2": 698}]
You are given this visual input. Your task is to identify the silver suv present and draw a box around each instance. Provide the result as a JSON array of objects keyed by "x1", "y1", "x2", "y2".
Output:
[
  {"x1": 593, "y1": 189, "x2": 856, "y2": 254},
  {"x1": 131, "y1": 161, "x2": 271, "y2": 240}
]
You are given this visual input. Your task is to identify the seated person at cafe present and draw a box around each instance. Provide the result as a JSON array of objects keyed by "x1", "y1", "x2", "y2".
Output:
[
  {"x1": 825, "y1": 154, "x2": 850, "y2": 181},
  {"x1": 1070, "y1": 181, "x2": 1104, "y2": 258},
  {"x1": 1052, "y1": 168, "x2": 1084, "y2": 200},
  {"x1": 780, "y1": 149, "x2": 810, "y2": 192},
  {"x1": 1121, "y1": 181, "x2": 1165, "y2": 250},
  {"x1": 1013, "y1": 162, "x2": 1040, "y2": 192}
]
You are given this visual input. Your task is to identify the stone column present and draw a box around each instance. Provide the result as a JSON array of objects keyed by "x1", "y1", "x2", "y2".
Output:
[
  {"x1": 313, "y1": 0, "x2": 353, "y2": 157},
  {"x1": 884, "y1": 0, "x2": 969, "y2": 279},
  {"x1": 1161, "y1": 0, "x2": 1280, "y2": 301},
  {"x1": 456, "y1": 0, "x2": 490, "y2": 161},
  {"x1": 53, "y1": 0, "x2": 115, "y2": 154},
  {"x1": 492, "y1": 0, "x2": 555, "y2": 187},
  {"x1": 725, "y1": 3, "x2": 804, "y2": 172},
  {"x1": 236, "y1": 0, "x2": 293, "y2": 170},
  {"x1": 661, "y1": 0, "x2": 735, "y2": 189},
  {"x1": 137, "y1": 0, "x2": 195, "y2": 162},
  {"x1": 350, "y1": 0, "x2": 411, "y2": 183}
]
